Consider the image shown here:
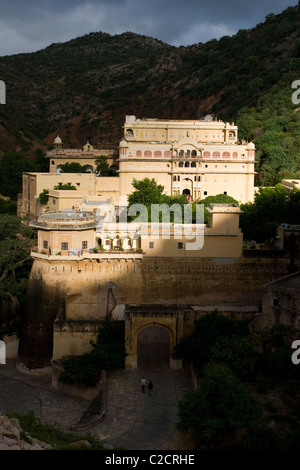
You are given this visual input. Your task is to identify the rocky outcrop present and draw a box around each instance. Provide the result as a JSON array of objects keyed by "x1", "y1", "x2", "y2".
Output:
[{"x1": 0, "y1": 414, "x2": 51, "y2": 450}]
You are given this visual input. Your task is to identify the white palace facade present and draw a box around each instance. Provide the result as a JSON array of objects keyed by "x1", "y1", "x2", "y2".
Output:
[
  {"x1": 19, "y1": 114, "x2": 256, "y2": 220},
  {"x1": 118, "y1": 115, "x2": 256, "y2": 203}
]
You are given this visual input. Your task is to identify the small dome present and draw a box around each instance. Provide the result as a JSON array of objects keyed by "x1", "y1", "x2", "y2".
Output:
[
  {"x1": 246, "y1": 142, "x2": 255, "y2": 149},
  {"x1": 54, "y1": 135, "x2": 62, "y2": 144},
  {"x1": 119, "y1": 139, "x2": 128, "y2": 148},
  {"x1": 83, "y1": 141, "x2": 94, "y2": 151}
]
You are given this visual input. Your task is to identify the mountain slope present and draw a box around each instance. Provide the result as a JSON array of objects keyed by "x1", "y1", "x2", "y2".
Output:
[{"x1": 0, "y1": 4, "x2": 299, "y2": 183}]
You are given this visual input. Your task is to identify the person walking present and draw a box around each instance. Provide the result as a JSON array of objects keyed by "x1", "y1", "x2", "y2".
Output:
[
  {"x1": 141, "y1": 376, "x2": 146, "y2": 393},
  {"x1": 148, "y1": 380, "x2": 153, "y2": 396}
]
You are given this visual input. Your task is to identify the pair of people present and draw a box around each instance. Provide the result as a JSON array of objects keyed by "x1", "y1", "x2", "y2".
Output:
[{"x1": 141, "y1": 377, "x2": 153, "y2": 395}]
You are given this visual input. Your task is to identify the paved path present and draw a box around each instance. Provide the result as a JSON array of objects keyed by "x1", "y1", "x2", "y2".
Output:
[
  {"x1": 0, "y1": 360, "x2": 194, "y2": 450},
  {"x1": 92, "y1": 366, "x2": 194, "y2": 450}
]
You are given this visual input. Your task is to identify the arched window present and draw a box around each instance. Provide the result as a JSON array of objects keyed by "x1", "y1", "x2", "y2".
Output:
[
  {"x1": 186, "y1": 150, "x2": 190, "y2": 157},
  {"x1": 191, "y1": 162, "x2": 196, "y2": 167},
  {"x1": 184, "y1": 161, "x2": 190, "y2": 168},
  {"x1": 136, "y1": 150, "x2": 142, "y2": 157},
  {"x1": 222, "y1": 152, "x2": 230, "y2": 159},
  {"x1": 144, "y1": 151, "x2": 152, "y2": 158},
  {"x1": 126, "y1": 129, "x2": 133, "y2": 138},
  {"x1": 154, "y1": 151, "x2": 162, "y2": 158},
  {"x1": 179, "y1": 161, "x2": 184, "y2": 167},
  {"x1": 203, "y1": 151, "x2": 210, "y2": 158},
  {"x1": 179, "y1": 150, "x2": 184, "y2": 157},
  {"x1": 213, "y1": 152, "x2": 220, "y2": 159},
  {"x1": 233, "y1": 152, "x2": 238, "y2": 159},
  {"x1": 173, "y1": 175, "x2": 177, "y2": 181},
  {"x1": 164, "y1": 151, "x2": 171, "y2": 158},
  {"x1": 191, "y1": 150, "x2": 197, "y2": 157}
]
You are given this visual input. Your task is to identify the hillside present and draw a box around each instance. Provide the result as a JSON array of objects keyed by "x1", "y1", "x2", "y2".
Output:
[{"x1": 0, "y1": 4, "x2": 300, "y2": 184}]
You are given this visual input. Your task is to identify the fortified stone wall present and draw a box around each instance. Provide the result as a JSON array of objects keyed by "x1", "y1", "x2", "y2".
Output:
[{"x1": 17, "y1": 255, "x2": 295, "y2": 368}]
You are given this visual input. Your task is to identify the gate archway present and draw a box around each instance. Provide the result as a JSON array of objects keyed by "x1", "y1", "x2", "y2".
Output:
[
  {"x1": 124, "y1": 305, "x2": 184, "y2": 370},
  {"x1": 137, "y1": 325, "x2": 170, "y2": 369}
]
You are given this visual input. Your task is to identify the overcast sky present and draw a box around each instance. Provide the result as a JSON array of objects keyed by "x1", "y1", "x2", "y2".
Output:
[{"x1": 0, "y1": 0, "x2": 298, "y2": 56}]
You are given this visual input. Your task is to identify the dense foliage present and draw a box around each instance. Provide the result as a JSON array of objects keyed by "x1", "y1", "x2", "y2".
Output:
[
  {"x1": 95, "y1": 156, "x2": 117, "y2": 176},
  {"x1": 0, "y1": 152, "x2": 35, "y2": 200},
  {"x1": 0, "y1": 214, "x2": 35, "y2": 300},
  {"x1": 59, "y1": 321, "x2": 126, "y2": 386},
  {"x1": 240, "y1": 185, "x2": 300, "y2": 242},
  {"x1": 177, "y1": 364, "x2": 261, "y2": 445}
]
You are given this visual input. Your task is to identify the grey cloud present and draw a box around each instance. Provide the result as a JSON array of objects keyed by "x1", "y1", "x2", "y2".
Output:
[{"x1": 0, "y1": 0, "x2": 297, "y2": 56}]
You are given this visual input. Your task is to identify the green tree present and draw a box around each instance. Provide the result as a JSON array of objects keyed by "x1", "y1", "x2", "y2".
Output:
[
  {"x1": 0, "y1": 198, "x2": 17, "y2": 215},
  {"x1": 172, "y1": 311, "x2": 250, "y2": 372},
  {"x1": 0, "y1": 152, "x2": 35, "y2": 200},
  {"x1": 0, "y1": 215, "x2": 35, "y2": 300},
  {"x1": 240, "y1": 184, "x2": 292, "y2": 242},
  {"x1": 38, "y1": 189, "x2": 49, "y2": 205},
  {"x1": 58, "y1": 162, "x2": 92, "y2": 173},
  {"x1": 177, "y1": 364, "x2": 261, "y2": 445},
  {"x1": 95, "y1": 156, "x2": 116, "y2": 176}
]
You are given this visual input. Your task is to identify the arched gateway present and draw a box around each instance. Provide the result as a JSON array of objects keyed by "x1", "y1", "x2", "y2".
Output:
[{"x1": 124, "y1": 305, "x2": 183, "y2": 370}]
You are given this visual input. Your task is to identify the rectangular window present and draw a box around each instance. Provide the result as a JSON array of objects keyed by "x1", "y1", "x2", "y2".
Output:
[
  {"x1": 149, "y1": 242, "x2": 154, "y2": 249},
  {"x1": 273, "y1": 298, "x2": 279, "y2": 308},
  {"x1": 61, "y1": 242, "x2": 68, "y2": 251},
  {"x1": 105, "y1": 240, "x2": 110, "y2": 246},
  {"x1": 204, "y1": 191, "x2": 207, "y2": 196},
  {"x1": 52, "y1": 199, "x2": 56, "y2": 204},
  {"x1": 224, "y1": 191, "x2": 227, "y2": 195},
  {"x1": 82, "y1": 241, "x2": 88, "y2": 249},
  {"x1": 178, "y1": 242, "x2": 183, "y2": 249},
  {"x1": 43, "y1": 241, "x2": 48, "y2": 249}
]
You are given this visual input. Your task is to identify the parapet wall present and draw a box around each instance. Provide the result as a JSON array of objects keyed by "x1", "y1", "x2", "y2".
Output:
[{"x1": 18, "y1": 255, "x2": 295, "y2": 368}]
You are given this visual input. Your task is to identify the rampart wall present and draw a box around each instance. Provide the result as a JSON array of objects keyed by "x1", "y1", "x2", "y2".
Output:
[{"x1": 18, "y1": 256, "x2": 295, "y2": 368}]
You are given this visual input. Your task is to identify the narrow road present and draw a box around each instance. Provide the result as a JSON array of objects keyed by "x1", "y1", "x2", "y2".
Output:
[{"x1": 92, "y1": 365, "x2": 194, "y2": 450}]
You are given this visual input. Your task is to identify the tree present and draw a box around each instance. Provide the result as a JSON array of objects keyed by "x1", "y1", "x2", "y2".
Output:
[
  {"x1": 0, "y1": 215, "x2": 35, "y2": 300},
  {"x1": 0, "y1": 198, "x2": 17, "y2": 215},
  {"x1": 127, "y1": 178, "x2": 190, "y2": 223},
  {"x1": 240, "y1": 184, "x2": 293, "y2": 242},
  {"x1": 177, "y1": 364, "x2": 261, "y2": 446},
  {"x1": 0, "y1": 152, "x2": 35, "y2": 200},
  {"x1": 172, "y1": 311, "x2": 250, "y2": 372},
  {"x1": 95, "y1": 156, "x2": 116, "y2": 176},
  {"x1": 128, "y1": 178, "x2": 165, "y2": 222},
  {"x1": 38, "y1": 189, "x2": 49, "y2": 205},
  {"x1": 58, "y1": 162, "x2": 92, "y2": 173}
]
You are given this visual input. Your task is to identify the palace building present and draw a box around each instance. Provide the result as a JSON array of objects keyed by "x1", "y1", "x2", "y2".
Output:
[
  {"x1": 18, "y1": 114, "x2": 256, "y2": 220},
  {"x1": 118, "y1": 115, "x2": 256, "y2": 203}
]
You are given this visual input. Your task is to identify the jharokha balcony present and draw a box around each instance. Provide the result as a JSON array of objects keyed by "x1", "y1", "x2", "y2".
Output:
[{"x1": 31, "y1": 246, "x2": 145, "y2": 260}]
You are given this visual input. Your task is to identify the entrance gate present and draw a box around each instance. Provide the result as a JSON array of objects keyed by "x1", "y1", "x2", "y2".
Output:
[{"x1": 124, "y1": 305, "x2": 184, "y2": 369}]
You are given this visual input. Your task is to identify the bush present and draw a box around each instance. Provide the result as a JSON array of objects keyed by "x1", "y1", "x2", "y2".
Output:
[
  {"x1": 8, "y1": 410, "x2": 104, "y2": 450},
  {"x1": 177, "y1": 364, "x2": 261, "y2": 445},
  {"x1": 59, "y1": 322, "x2": 126, "y2": 386}
]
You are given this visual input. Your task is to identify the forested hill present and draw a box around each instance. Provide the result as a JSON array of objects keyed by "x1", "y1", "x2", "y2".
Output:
[{"x1": 0, "y1": 3, "x2": 300, "y2": 184}]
